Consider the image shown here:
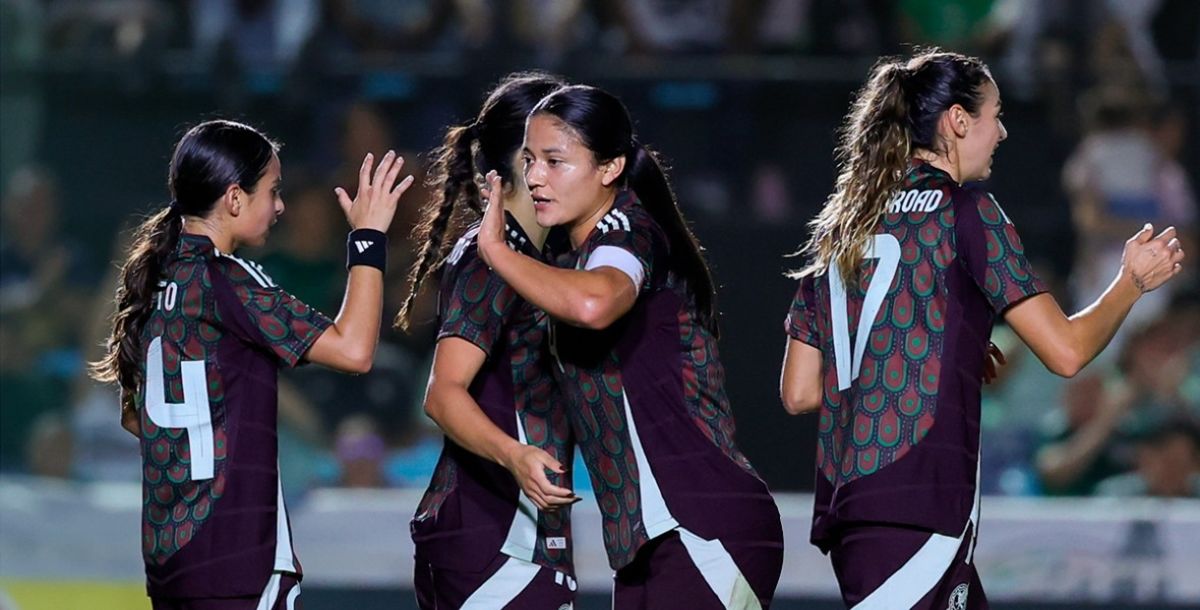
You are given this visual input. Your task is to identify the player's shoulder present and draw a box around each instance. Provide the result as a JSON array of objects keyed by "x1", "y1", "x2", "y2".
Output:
[
  {"x1": 444, "y1": 223, "x2": 483, "y2": 271},
  {"x1": 951, "y1": 183, "x2": 1012, "y2": 228},
  {"x1": 211, "y1": 249, "x2": 278, "y2": 289}
]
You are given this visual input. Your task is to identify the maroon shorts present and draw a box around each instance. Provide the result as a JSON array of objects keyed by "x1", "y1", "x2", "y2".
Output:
[
  {"x1": 614, "y1": 528, "x2": 784, "y2": 609},
  {"x1": 829, "y1": 523, "x2": 988, "y2": 610},
  {"x1": 414, "y1": 553, "x2": 576, "y2": 609},
  {"x1": 151, "y1": 573, "x2": 302, "y2": 610}
]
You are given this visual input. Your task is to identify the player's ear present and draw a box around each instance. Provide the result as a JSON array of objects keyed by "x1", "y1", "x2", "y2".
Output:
[
  {"x1": 600, "y1": 155, "x2": 625, "y2": 187},
  {"x1": 947, "y1": 104, "x2": 969, "y2": 138},
  {"x1": 223, "y1": 184, "x2": 243, "y2": 217}
]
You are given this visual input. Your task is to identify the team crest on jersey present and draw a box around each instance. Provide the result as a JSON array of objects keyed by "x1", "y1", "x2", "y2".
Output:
[{"x1": 948, "y1": 582, "x2": 969, "y2": 610}]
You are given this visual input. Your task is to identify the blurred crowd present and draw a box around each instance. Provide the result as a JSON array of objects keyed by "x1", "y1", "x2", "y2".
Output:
[{"x1": 0, "y1": 0, "x2": 1196, "y2": 499}]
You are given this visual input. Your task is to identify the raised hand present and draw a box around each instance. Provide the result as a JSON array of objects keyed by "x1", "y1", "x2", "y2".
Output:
[
  {"x1": 477, "y1": 170, "x2": 507, "y2": 268},
  {"x1": 503, "y1": 443, "x2": 578, "y2": 512},
  {"x1": 1122, "y1": 224, "x2": 1186, "y2": 293},
  {"x1": 334, "y1": 150, "x2": 415, "y2": 233}
]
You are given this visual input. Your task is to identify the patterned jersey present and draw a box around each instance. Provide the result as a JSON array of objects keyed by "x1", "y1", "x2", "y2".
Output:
[
  {"x1": 551, "y1": 190, "x2": 782, "y2": 570},
  {"x1": 136, "y1": 234, "x2": 331, "y2": 597},
  {"x1": 411, "y1": 214, "x2": 575, "y2": 575},
  {"x1": 785, "y1": 160, "x2": 1046, "y2": 547}
]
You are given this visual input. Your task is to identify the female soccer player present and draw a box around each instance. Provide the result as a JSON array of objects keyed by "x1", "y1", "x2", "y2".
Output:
[
  {"x1": 477, "y1": 85, "x2": 785, "y2": 609},
  {"x1": 397, "y1": 73, "x2": 579, "y2": 609},
  {"x1": 91, "y1": 119, "x2": 413, "y2": 610},
  {"x1": 780, "y1": 50, "x2": 1186, "y2": 609}
]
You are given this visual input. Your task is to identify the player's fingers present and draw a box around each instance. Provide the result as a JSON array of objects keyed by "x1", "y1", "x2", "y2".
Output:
[
  {"x1": 1134, "y1": 223, "x2": 1154, "y2": 243},
  {"x1": 390, "y1": 174, "x2": 415, "y2": 198},
  {"x1": 334, "y1": 187, "x2": 353, "y2": 215},
  {"x1": 1153, "y1": 226, "x2": 1176, "y2": 243},
  {"x1": 380, "y1": 154, "x2": 404, "y2": 192},
  {"x1": 372, "y1": 150, "x2": 396, "y2": 189},
  {"x1": 356, "y1": 153, "x2": 373, "y2": 198}
]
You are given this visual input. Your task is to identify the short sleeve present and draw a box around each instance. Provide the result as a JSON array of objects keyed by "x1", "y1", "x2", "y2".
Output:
[
  {"x1": 436, "y1": 252, "x2": 516, "y2": 358},
  {"x1": 955, "y1": 190, "x2": 1047, "y2": 313},
  {"x1": 584, "y1": 204, "x2": 657, "y2": 292},
  {"x1": 218, "y1": 254, "x2": 332, "y2": 367},
  {"x1": 785, "y1": 275, "x2": 820, "y2": 348}
]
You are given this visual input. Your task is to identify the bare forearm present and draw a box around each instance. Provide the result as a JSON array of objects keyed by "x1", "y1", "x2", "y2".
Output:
[
  {"x1": 425, "y1": 382, "x2": 521, "y2": 467},
  {"x1": 306, "y1": 266, "x2": 383, "y2": 372},
  {"x1": 1064, "y1": 271, "x2": 1141, "y2": 367},
  {"x1": 486, "y1": 242, "x2": 625, "y2": 328}
]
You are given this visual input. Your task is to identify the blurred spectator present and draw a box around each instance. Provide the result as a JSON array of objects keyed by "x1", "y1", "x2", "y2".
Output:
[
  {"x1": 1035, "y1": 374, "x2": 1131, "y2": 496},
  {"x1": 897, "y1": 0, "x2": 1001, "y2": 51},
  {"x1": 332, "y1": 414, "x2": 388, "y2": 488},
  {"x1": 1062, "y1": 88, "x2": 1195, "y2": 359},
  {"x1": 0, "y1": 166, "x2": 94, "y2": 366},
  {"x1": 1035, "y1": 307, "x2": 1200, "y2": 496},
  {"x1": 259, "y1": 179, "x2": 344, "y2": 314},
  {"x1": 189, "y1": 0, "x2": 317, "y2": 67},
  {"x1": 1096, "y1": 417, "x2": 1200, "y2": 498},
  {"x1": 603, "y1": 0, "x2": 762, "y2": 54},
  {"x1": 24, "y1": 410, "x2": 74, "y2": 478}
]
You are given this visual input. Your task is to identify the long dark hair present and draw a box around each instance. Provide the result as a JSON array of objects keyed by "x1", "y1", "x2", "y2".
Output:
[
  {"x1": 91, "y1": 119, "x2": 278, "y2": 404},
  {"x1": 797, "y1": 50, "x2": 992, "y2": 280},
  {"x1": 394, "y1": 71, "x2": 566, "y2": 331},
  {"x1": 532, "y1": 85, "x2": 720, "y2": 335}
]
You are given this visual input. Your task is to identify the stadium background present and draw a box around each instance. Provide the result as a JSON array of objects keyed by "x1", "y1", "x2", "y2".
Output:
[{"x1": 0, "y1": 1, "x2": 1196, "y2": 608}]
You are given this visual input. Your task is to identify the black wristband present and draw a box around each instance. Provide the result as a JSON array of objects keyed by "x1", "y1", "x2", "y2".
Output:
[{"x1": 347, "y1": 229, "x2": 388, "y2": 272}]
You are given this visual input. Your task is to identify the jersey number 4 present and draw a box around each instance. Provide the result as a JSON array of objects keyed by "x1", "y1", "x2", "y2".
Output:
[
  {"x1": 829, "y1": 234, "x2": 901, "y2": 391},
  {"x1": 144, "y1": 336, "x2": 215, "y2": 480}
]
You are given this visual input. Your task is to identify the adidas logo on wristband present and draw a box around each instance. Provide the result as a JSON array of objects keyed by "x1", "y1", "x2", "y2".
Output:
[{"x1": 354, "y1": 240, "x2": 374, "y2": 253}]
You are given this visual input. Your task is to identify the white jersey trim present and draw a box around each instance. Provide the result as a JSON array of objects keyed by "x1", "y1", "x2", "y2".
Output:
[
  {"x1": 274, "y1": 471, "x2": 297, "y2": 572},
  {"x1": 499, "y1": 416, "x2": 540, "y2": 562},
  {"x1": 586, "y1": 246, "x2": 644, "y2": 295},
  {"x1": 622, "y1": 391, "x2": 679, "y2": 538},
  {"x1": 217, "y1": 250, "x2": 276, "y2": 288}
]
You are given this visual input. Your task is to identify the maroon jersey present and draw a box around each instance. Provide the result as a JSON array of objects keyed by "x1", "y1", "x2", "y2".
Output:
[
  {"x1": 135, "y1": 234, "x2": 331, "y2": 598},
  {"x1": 411, "y1": 214, "x2": 575, "y2": 576},
  {"x1": 786, "y1": 160, "x2": 1046, "y2": 548},
  {"x1": 551, "y1": 190, "x2": 782, "y2": 570}
]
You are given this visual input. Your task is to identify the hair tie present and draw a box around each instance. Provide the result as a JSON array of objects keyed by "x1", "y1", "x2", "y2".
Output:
[{"x1": 167, "y1": 199, "x2": 179, "y2": 211}]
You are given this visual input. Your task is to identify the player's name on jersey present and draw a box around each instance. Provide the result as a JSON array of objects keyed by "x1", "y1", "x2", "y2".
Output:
[{"x1": 887, "y1": 188, "x2": 944, "y2": 214}]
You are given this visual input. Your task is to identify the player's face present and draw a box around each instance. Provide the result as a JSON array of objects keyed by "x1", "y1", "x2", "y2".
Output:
[
  {"x1": 959, "y1": 80, "x2": 1006, "y2": 182},
  {"x1": 234, "y1": 154, "x2": 284, "y2": 248},
  {"x1": 522, "y1": 114, "x2": 617, "y2": 246}
]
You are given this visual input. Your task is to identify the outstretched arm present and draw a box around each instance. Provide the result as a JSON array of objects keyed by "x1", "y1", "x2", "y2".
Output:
[{"x1": 1005, "y1": 224, "x2": 1184, "y2": 377}]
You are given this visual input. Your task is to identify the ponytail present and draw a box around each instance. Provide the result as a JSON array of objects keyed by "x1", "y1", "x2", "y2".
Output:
[
  {"x1": 90, "y1": 205, "x2": 183, "y2": 401},
  {"x1": 796, "y1": 60, "x2": 910, "y2": 281},
  {"x1": 794, "y1": 50, "x2": 992, "y2": 281},
  {"x1": 394, "y1": 124, "x2": 479, "y2": 331},
  {"x1": 625, "y1": 143, "x2": 720, "y2": 337}
]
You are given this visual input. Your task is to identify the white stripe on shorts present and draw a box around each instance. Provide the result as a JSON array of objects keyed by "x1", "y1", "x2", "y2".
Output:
[
  {"x1": 460, "y1": 556, "x2": 541, "y2": 609},
  {"x1": 853, "y1": 442, "x2": 983, "y2": 609},
  {"x1": 256, "y1": 573, "x2": 282, "y2": 610},
  {"x1": 676, "y1": 528, "x2": 762, "y2": 610}
]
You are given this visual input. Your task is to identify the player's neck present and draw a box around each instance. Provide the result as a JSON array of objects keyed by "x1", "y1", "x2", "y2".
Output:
[
  {"x1": 913, "y1": 149, "x2": 961, "y2": 184},
  {"x1": 182, "y1": 216, "x2": 235, "y2": 253}
]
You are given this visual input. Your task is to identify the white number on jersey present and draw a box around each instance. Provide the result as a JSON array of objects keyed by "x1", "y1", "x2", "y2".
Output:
[
  {"x1": 144, "y1": 336, "x2": 215, "y2": 480},
  {"x1": 829, "y1": 234, "x2": 901, "y2": 391}
]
